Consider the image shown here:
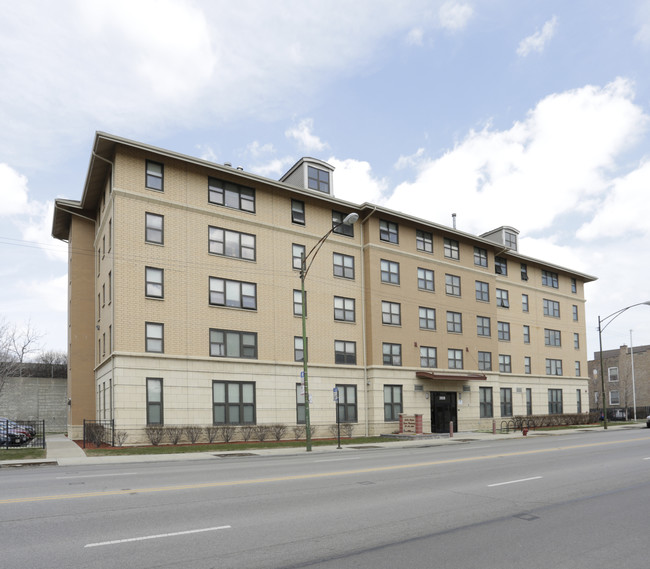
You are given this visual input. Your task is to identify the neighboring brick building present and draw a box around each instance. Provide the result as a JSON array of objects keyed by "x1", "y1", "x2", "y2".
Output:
[
  {"x1": 588, "y1": 344, "x2": 650, "y2": 418},
  {"x1": 52, "y1": 132, "x2": 596, "y2": 441}
]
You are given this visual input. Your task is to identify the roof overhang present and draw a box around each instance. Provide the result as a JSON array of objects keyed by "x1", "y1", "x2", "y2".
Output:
[{"x1": 416, "y1": 371, "x2": 487, "y2": 381}]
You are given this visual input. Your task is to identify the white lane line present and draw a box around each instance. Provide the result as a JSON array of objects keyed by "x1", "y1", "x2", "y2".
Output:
[
  {"x1": 488, "y1": 476, "x2": 542, "y2": 487},
  {"x1": 314, "y1": 457, "x2": 362, "y2": 463},
  {"x1": 57, "y1": 472, "x2": 138, "y2": 480},
  {"x1": 85, "y1": 525, "x2": 231, "y2": 548}
]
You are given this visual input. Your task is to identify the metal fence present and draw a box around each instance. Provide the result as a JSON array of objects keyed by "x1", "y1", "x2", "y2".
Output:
[
  {"x1": 0, "y1": 419, "x2": 46, "y2": 450},
  {"x1": 83, "y1": 419, "x2": 115, "y2": 448}
]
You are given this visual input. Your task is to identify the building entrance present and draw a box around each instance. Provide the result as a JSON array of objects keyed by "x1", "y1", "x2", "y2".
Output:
[{"x1": 430, "y1": 391, "x2": 457, "y2": 433}]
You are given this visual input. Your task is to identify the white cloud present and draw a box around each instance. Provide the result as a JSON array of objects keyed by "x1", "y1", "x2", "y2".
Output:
[
  {"x1": 247, "y1": 141, "x2": 276, "y2": 157},
  {"x1": 394, "y1": 148, "x2": 426, "y2": 170},
  {"x1": 329, "y1": 158, "x2": 387, "y2": 205},
  {"x1": 250, "y1": 156, "x2": 296, "y2": 179},
  {"x1": 406, "y1": 27, "x2": 425, "y2": 46},
  {"x1": 385, "y1": 79, "x2": 647, "y2": 236},
  {"x1": 0, "y1": 163, "x2": 32, "y2": 216},
  {"x1": 285, "y1": 118, "x2": 328, "y2": 153},
  {"x1": 517, "y1": 16, "x2": 558, "y2": 57},
  {"x1": 438, "y1": 1, "x2": 474, "y2": 31}
]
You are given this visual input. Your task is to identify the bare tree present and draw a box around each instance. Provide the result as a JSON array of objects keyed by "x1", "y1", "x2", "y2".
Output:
[
  {"x1": 0, "y1": 319, "x2": 42, "y2": 398},
  {"x1": 36, "y1": 350, "x2": 67, "y2": 366}
]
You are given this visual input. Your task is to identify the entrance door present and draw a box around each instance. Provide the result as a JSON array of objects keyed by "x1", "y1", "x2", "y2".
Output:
[{"x1": 431, "y1": 391, "x2": 457, "y2": 433}]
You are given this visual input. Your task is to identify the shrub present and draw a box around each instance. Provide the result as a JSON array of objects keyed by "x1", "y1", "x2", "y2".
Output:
[
  {"x1": 145, "y1": 425, "x2": 165, "y2": 446},
  {"x1": 270, "y1": 424, "x2": 287, "y2": 441},
  {"x1": 205, "y1": 425, "x2": 219, "y2": 443},
  {"x1": 86, "y1": 423, "x2": 105, "y2": 447},
  {"x1": 165, "y1": 426, "x2": 184, "y2": 445},
  {"x1": 240, "y1": 425, "x2": 254, "y2": 441},
  {"x1": 254, "y1": 425, "x2": 270, "y2": 441},
  {"x1": 219, "y1": 425, "x2": 237, "y2": 443},
  {"x1": 185, "y1": 425, "x2": 203, "y2": 444},
  {"x1": 292, "y1": 425, "x2": 306, "y2": 440},
  {"x1": 341, "y1": 423, "x2": 354, "y2": 438},
  {"x1": 115, "y1": 430, "x2": 129, "y2": 447}
]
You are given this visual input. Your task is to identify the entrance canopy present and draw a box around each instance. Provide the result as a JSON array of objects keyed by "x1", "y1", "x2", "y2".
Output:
[{"x1": 416, "y1": 371, "x2": 487, "y2": 382}]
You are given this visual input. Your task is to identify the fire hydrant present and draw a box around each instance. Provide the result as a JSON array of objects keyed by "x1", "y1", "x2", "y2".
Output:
[{"x1": 523, "y1": 427, "x2": 528, "y2": 436}]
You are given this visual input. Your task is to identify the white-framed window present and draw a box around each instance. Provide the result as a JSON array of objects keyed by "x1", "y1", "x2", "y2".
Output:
[
  {"x1": 609, "y1": 390, "x2": 620, "y2": 406},
  {"x1": 334, "y1": 296, "x2": 355, "y2": 322},
  {"x1": 209, "y1": 226, "x2": 256, "y2": 261},
  {"x1": 608, "y1": 367, "x2": 619, "y2": 382},
  {"x1": 209, "y1": 277, "x2": 257, "y2": 310},
  {"x1": 145, "y1": 267, "x2": 164, "y2": 298}
]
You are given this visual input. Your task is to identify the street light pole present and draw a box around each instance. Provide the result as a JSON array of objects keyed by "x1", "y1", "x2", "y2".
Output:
[
  {"x1": 300, "y1": 212, "x2": 359, "y2": 452},
  {"x1": 597, "y1": 301, "x2": 650, "y2": 430}
]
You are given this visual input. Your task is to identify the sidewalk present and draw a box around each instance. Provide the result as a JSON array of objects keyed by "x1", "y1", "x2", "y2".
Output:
[{"x1": 0, "y1": 424, "x2": 645, "y2": 468}]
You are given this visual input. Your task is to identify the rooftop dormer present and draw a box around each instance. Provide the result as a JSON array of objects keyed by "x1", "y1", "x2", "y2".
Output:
[
  {"x1": 480, "y1": 226, "x2": 519, "y2": 252},
  {"x1": 280, "y1": 157, "x2": 335, "y2": 195}
]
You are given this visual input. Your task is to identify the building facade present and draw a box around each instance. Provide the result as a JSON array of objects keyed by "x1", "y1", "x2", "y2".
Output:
[
  {"x1": 588, "y1": 344, "x2": 650, "y2": 418},
  {"x1": 53, "y1": 133, "x2": 596, "y2": 441}
]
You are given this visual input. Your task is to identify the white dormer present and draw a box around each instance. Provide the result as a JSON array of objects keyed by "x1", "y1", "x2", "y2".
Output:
[
  {"x1": 280, "y1": 157, "x2": 335, "y2": 194},
  {"x1": 480, "y1": 226, "x2": 519, "y2": 252}
]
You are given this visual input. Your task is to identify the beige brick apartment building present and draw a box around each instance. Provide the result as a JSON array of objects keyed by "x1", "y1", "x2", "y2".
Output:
[{"x1": 52, "y1": 132, "x2": 596, "y2": 441}]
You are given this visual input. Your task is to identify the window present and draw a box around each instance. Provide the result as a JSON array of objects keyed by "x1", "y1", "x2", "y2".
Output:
[
  {"x1": 336, "y1": 384, "x2": 357, "y2": 422},
  {"x1": 293, "y1": 290, "x2": 304, "y2": 317},
  {"x1": 383, "y1": 343, "x2": 402, "y2": 366},
  {"x1": 209, "y1": 277, "x2": 257, "y2": 310},
  {"x1": 445, "y1": 274, "x2": 461, "y2": 296},
  {"x1": 296, "y1": 384, "x2": 305, "y2": 424},
  {"x1": 145, "y1": 322, "x2": 163, "y2": 353},
  {"x1": 418, "y1": 268, "x2": 434, "y2": 291},
  {"x1": 544, "y1": 329, "x2": 561, "y2": 347},
  {"x1": 475, "y1": 281, "x2": 489, "y2": 302},
  {"x1": 499, "y1": 354, "x2": 512, "y2": 373},
  {"x1": 523, "y1": 325, "x2": 530, "y2": 344},
  {"x1": 379, "y1": 219, "x2": 399, "y2": 244},
  {"x1": 608, "y1": 367, "x2": 619, "y2": 382},
  {"x1": 145, "y1": 267, "x2": 163, "y2": 298},
  {"x1": 520, "y1": 263, "x2": 528, "y2": 281},
  {"x1": 495, "y1": 256, "x2": 507, "y2": 275},
  {"x1": 420, "y1": 346, "x2": 437, "y2": 367},
  {"x1": 208, "y1": 177, "x2": 255, "y2": 212},
  {"x1": 294, "y1": 337, "x2": 305, "y2": 362},
  {"x1": 526, "y1": 388, "x2": 532, "y2": 415},
  {"x1": 146, "y1": 378, "x2": 163, "y2": 424},
  {"x1": 213, "y1": 381, "x2": 255, "y2": 425},
  {"x1": 546, "y1": 359, "x2": 563, "y2": 376},
  {"x1": 146, "y1": 160, "x2": 163, "y2": 191},
  {"x1": 308, "y1": 166, "x2": 330, "y2": 193},
  {"x1": 522, "y1": 294, "x2": 529, "y2": 312},
  {"x1": 500, "y1": 388, "x2": 512, "y2": 417},
  {"x1": 524, "y1": 356, "x2": 532, "y2": 374},
  {"x1": 478, "y1": 351, "x2": 492, "y2": 371},
  {"x1": 505, "y1": 231, "x2": 517, "y2": 249},
  {"x1": 416, "y1": 230, "x2": 433, "y2": 253},
  {"x1": 609, "y1": 390, "x2": 620, "y2": 406},
  {"x1": 575, "y1": 361, "x2": 581, "y2": 376},
  {"x1": 333, "y1": 253, "x2": 355, "y2": 279},
  {"x1": 419, "y1": 307, "x2": 436, "y2": 330},
  {"x1": 477, "y1": 316, "x2": 491, "y2": 337},
  {"x1": 447, "y1": 311, "x2": 462, "y2": 333},
  {"x1": 145, "y1": 213, "x2": 163, "y2": 244},
  {"x1": 384, "y1": 385, "x2": 402, "y2": 421},
  {"x1": 210, "y1": 329, "x2": 258, "y2": 359},
  {"x1": 380, "y1": 259, "x2": 400, "y2": 284},
  {"x1": 577, "y1": 388, "x2": 582, "y2": 413},
  {"x1": 474, "y1": 247, "x2": 487, "y2": 267},
  {"x1": 291, "y1": 199, "x2": 305, "y2": 225},
  {"x1": 444, "y1": 238, "x2": 459, "y2": 260},
  {"x1": 479, "y1": 387, "x2": 493, "y2": 418},
  {"x1": 335, "y1": 340, "x2": 356, "y2": 364},
  {"x1": 382, "y1": 301, "x2": 401, "y2": 325},
  {"x1": 548, "y1": 389, "x2": 563, "y2": 414},
  {"x1": 497, "y1": 321, "x2": 510, "y2": 341},
  {"x1": 543, "y1": 299, "x2": 560, "y2": 318},
  {"x1": 292, "y1": 243, "x2": 305, "y2": 270},
  {"x1": 108, "y1": 271, "x2": 112, "y2": 303},
  {"x1": 496, "y1": 288, "x2": 509, "y2": 308},
  {"x1": 448, "y1": 348, "x2": 463, "y2": 369},
  {"x1": 209, "y1": 226, "x2": 256, "y2": 261},
  {"x1": 334, "y1": 296, "x2": 355, "y2": 322},
  {"x1": 572, "y1": 305, "x2": 578, "y2": 321},
  {"x1": 571, "y1": 278, "x2": 577, "y2": 293},
  {"x1": 542, "y1": 270, "x2": 559, "y2": 288},
  {"x1": 332, "y1": 211, "x2": 354, "y2": 236},
  {"x1": 574, "y1": 333, "x2": 580, "y2": 349}
]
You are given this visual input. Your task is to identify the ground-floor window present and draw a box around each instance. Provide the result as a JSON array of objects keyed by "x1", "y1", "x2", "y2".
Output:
[
  {"x1": 548, "y1": 388, "x2": 563, "y2": 414},
  {"x1": 576, "y1": 389, "x2": 582, "y2": 413},
  {"x1": 384, "y1": 385, "x2": 402, "y2": 421},
  {"x1": 336, "y1": 384, "x2": 357, "y2": 423},
  {"x1": 296, "y1": 383, "x2": 305, "y2": 424},
  {"x1": 500, "y1": 388, "x2": 512, "y2": 417},
  {"x1": 479, "y1": 386, "x2": 493, "y2": 418},
  {"x1": 526, "y1": 388, "x2": 532, "y2": 415},
  {"x1": 146, "y1": 378, "x2": 163, "y2": 425},
  {"x1": 213, "y1": 381, "x2": 256, "y2": 424}
]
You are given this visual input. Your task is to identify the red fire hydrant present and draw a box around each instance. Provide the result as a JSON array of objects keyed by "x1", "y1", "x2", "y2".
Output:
[{"x1": 523, "y1": 427, "x2": 528, "y2": 436}]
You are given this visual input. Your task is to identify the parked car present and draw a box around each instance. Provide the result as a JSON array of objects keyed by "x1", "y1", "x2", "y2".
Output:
[
  {"x1": 646, "y1": 415, "x2": 650, "y2": 428},
  {"x1": 0, "y1": 418, "x2": 33, "y2": 444},
  {"x1": 0, "y1": 424, "x2": 24, "y2": 446}
]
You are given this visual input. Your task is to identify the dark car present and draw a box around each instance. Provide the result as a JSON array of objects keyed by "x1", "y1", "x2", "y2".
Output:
[
  {"x1": 0, "y1": 418, "x2": 33, "y2": 444},
  {"x1": 0, "y1": 424, "x2": 24, "y2": 446},
  {"x1": 646, "y1": 415, "x2": 650, "y2": 428}
]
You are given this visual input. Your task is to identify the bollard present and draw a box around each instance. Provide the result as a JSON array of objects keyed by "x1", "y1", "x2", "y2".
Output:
[
  {"x1": 492, "y1": 419, "x2": 496, "y2": 435},
  {"x1": 449, "y1": 421, "x2": 453, "y2": 438}
]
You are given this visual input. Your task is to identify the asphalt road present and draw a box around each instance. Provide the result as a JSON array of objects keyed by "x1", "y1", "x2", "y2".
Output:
[{"x1": 2, "y1": 428, "x2": 650, "y2": 569}]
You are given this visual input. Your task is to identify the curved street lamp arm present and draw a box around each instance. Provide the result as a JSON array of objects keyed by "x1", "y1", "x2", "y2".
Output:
[{"x1": 599, "y1": 301, "x2": 650, "y2": 333}]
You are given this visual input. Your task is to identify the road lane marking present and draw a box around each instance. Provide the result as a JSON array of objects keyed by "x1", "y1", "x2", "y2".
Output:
[
  {"x1": 1, "y1": 438, "x2": 643, "y2": 505},
  {"x1": 56, "y1": 472, "x2": 138, "y2": 480},
  {"x1": 314, "y1": 457, "x2": 362, "y2": 463},
  {"x1": 85, "y1": 525, "x2": 231, "y2": 548},
  {"x1": 488, "y1": 476, "x2": 542, "y2": 487}
]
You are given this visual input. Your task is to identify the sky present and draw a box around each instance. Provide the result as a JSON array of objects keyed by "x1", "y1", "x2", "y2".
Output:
[{"x1": 1, "y1": 0, "x2": 649, "y2": 360}]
